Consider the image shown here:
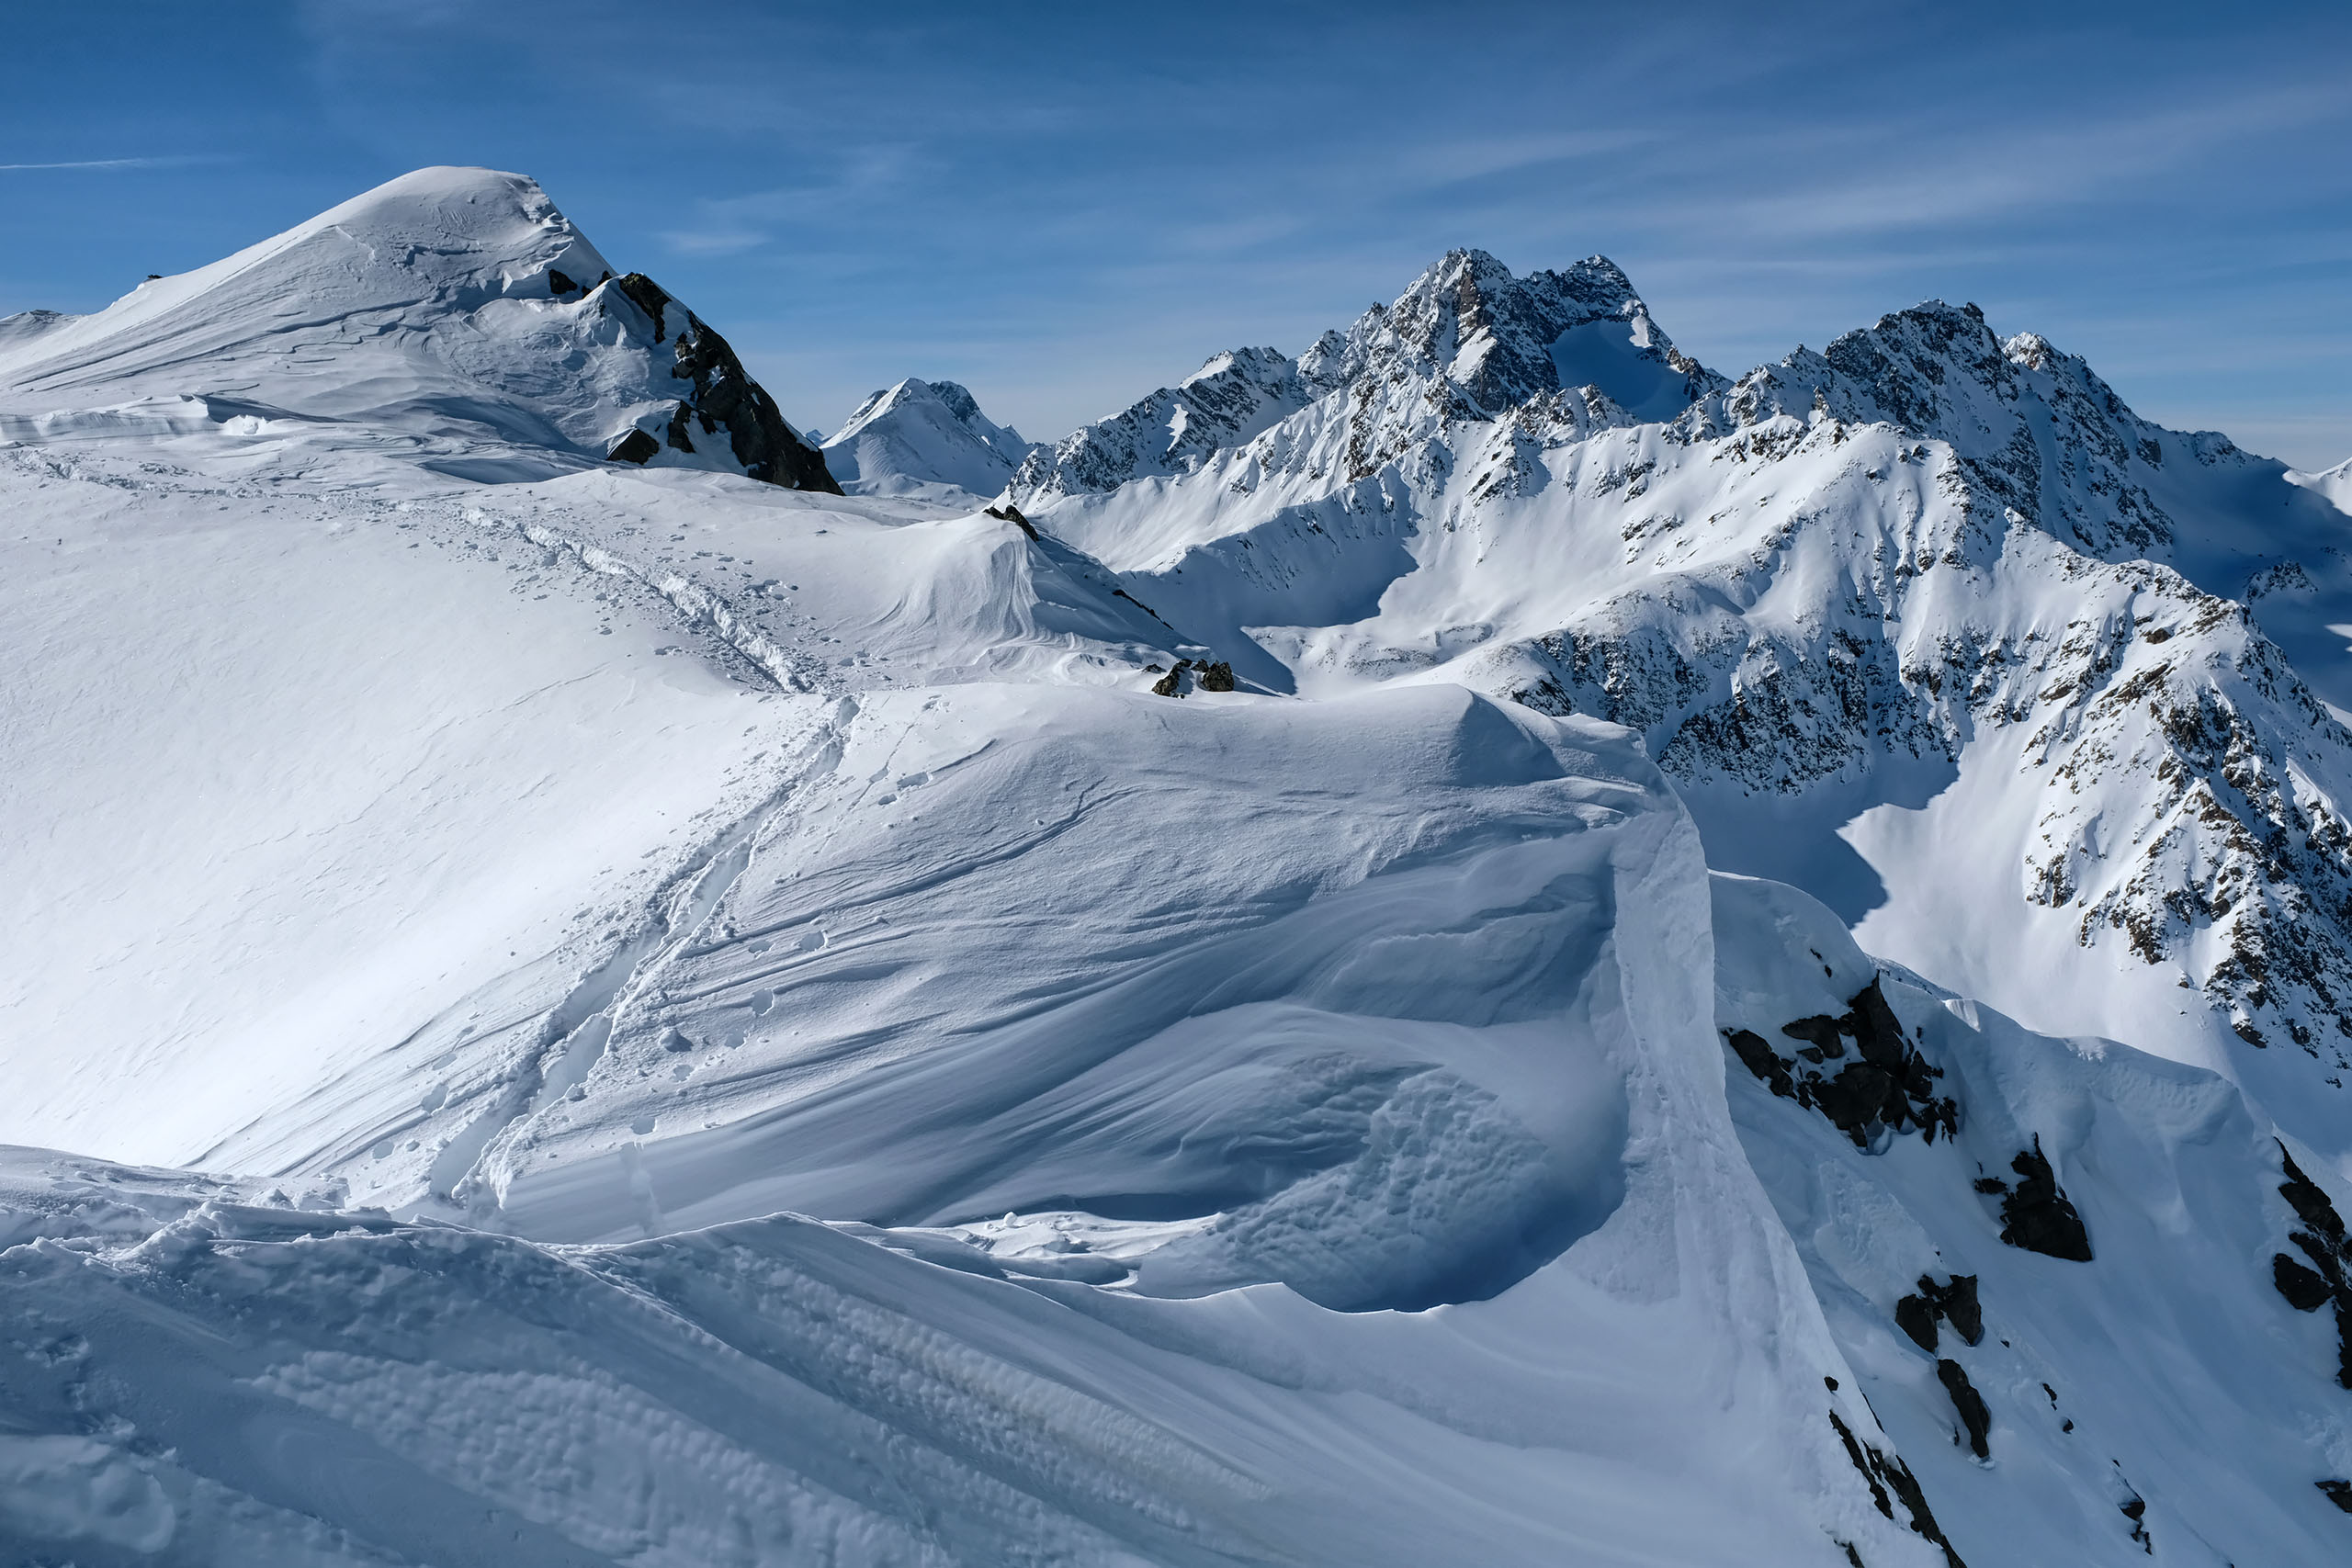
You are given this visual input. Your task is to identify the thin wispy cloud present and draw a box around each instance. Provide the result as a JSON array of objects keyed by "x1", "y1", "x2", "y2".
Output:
[{"x1": 0, "y1": 155, "x2": 218, "y2": 172}]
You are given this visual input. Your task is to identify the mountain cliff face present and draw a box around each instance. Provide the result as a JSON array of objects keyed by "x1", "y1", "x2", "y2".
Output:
[{"x1": 6, "y1": 172, "x2": 2352, "y2": 1566}]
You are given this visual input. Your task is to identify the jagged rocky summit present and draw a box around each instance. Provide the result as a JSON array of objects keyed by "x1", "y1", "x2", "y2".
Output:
[{"x1": 1007, "y1": 249, "x2": 1717, "y2": 504}]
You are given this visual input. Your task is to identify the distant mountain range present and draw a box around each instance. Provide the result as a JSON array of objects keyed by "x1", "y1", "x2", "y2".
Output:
[{"x1": 5, "y1": 166, "x2": 2352, "y2": 1566}]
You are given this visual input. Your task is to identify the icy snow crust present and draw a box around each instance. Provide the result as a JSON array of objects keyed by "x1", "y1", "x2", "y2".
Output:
[{"x1": 6, "y1": 168, "x2": 2352, "y2": 1562}]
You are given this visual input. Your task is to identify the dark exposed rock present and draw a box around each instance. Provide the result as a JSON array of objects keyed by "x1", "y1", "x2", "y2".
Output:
[
  {"x1": 1897, "y1": 1274, "x2": 1984, "y2": 1353},
  {"x1": 585, "y1": 271, "x2": 841, "y2": 493},
  {"x1": 2320, "y1": 1478, "x2": 2352, "y2": 1513},
  {"x1": 1837, "y1": 1543, "x2": 1865, "y2": 1568},
  {"x1": 2339, "y1": 1301, "x2": 2352, "y2": 1392},
  {"x1": 1997, "y1": 1140, "x2": 2094, "y2": 1261},
  {"x1": 1926, "y1": 1274, "x2": 1984, "y2": 1345},
  {"x1": 1725, "y1": 1028, "x2": 1795, "y2": 1099},
  {"x1": 1895, "y1": 1292, "x2": 1939, "y2": 1353},
  {"x1": 1781, "y1": 1014, "x2": 1847, "y2": 1061},
  {"x1": 1198, "y1": 660, "x2": 1236, "y2": 693},
  {"x1": 2278, "y1": 1253, "x2": 2334, "y2": 1312},
  {"x1": 1936, "y1": 1359, "x2": 1991, "y2": 1458},
  {"x1": 2120, "y1": 1494, "x2": 2150, "y2": 1551},
  {"x1": 2269, "y1": 1141, "x2": 2352, "y2": 1386},
  {"x1": 606, "y1": 428, "x2": 659, "y2": 466},
  {"x1": 1151, "y1": 665, "x2": 1186, "y2": 697},
  {"x1": 669, "y1": 314, "x2": 841, "y2": 492},
  {"x1": 1724, "y1": 981, "x2": 1958, "y2": 1147},
  {"x1": 611, "y1": 272, "x2": 672, "y2": 342},
  {"x1": 548, "y1": 267, "x2": 581, "y2": 296},
  {"x1": 984, "y1": 502, "x2": 1041, "y2": 541},
  {"x1": 1828, "y1": 1409, "x2": 1967, "y2": 1567},
  {"x1": 2281, "y1": 1145, "x2": 2346, "y2": 1238},
  {"x1": 1109, "y1": 586, "x2": 1167, "y2": 623}
]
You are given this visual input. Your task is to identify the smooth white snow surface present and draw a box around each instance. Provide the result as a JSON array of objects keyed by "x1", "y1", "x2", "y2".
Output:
[
  {"x1": 6, "y1": 167, "x2": 2352, "y2": 1565},
  {"x1": 820, "y1": 377, "x2": 1033, "y2": 501}
]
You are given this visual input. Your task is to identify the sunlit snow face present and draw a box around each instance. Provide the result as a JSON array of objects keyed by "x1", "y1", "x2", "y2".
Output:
[{"x1": 481, "y1": 682, "x2": 1651, "y2": 1310}]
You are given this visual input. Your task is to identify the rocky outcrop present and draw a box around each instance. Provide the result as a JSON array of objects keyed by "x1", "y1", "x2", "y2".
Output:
[
  {"x1": 1981, "y1": 1140, "x2": 2093, "y2": 1262},
  {"x1": 2271, "y1": 1142, "x2": 2352, "y2": 1388},
  {"x1": 1895, "y1": 1274, "x2": 1983, "y2": 1353},
  {"x1": 1723, "y1": 980, "x2": 1958, "y2": 1147},
  {"x1": 1936, "y1": 1359, "x2": 1991, "y2": 1459},
  {"x1": 596, "y1": 273, "x2": 841, "y2": 493},
  {"x1": 1827, "y1": 1409, "x2": 1967, "y2": 1568},
  {"x1": 984, "y1": 502, "x2": 1039, "y2": 541}
]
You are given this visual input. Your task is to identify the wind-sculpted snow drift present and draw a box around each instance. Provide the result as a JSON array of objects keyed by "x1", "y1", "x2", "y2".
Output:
[{"x1": 5, "y1": 166, "x2": 2352, "y2": 1563}]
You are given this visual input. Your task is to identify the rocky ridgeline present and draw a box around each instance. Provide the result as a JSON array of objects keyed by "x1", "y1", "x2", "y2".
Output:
[
  {"x1": 1009, "y1": 250, "x2": 1717, "y2": 504},
  {"x1": 1009, "y1": 345, "x2": 1309, "y2": 501},
  {"x1": 590, "y1": 272, "x2": 840, "y2": 493}
]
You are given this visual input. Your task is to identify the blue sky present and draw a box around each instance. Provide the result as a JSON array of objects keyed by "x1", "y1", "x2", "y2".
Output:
[{"x1": 3, "y1": 1, "x2": 2347, "y2": 467}]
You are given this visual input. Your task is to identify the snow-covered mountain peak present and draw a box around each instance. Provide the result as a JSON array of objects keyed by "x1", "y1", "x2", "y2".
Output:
[
  {"x1": 1308, "y1": 246, "x2": 1710, "y2": 422},
  {"x1": 820, "y1": 375, "x2": 1032, "y2": 498},
  {"x1": 0, "y1": 165, "x2": 839, "y2": 491},
  {"x1": 1009, "y1": 247, "x2": 1723, "y2": 506}
]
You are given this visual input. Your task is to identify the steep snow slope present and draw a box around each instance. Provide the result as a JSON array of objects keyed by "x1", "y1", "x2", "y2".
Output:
[
  {"x1": 1713, "y1": 871, "x2": 2352, "y2": 1565},
  {"x1": 1021, "y1": 256, "x2": 2352, "y2": 1158},
  {"x1": 821, "y1": 377, "x2": 1033, "y2": 499},
  {"x1": 0, "y1": 165, "x2": 837, "y2": 491},
  {"x1": 0, "y1": 442, "x2": 1185, "y2": 1174},
  {"x1": 2292, "y1": 457, "x2": 2352, "y2": 515}
]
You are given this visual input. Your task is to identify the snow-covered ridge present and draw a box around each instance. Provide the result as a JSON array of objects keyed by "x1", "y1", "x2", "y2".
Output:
[
  {"x1": 0, "y1": 165, "x2": 838, "y2": 491},
  {"x1": 2291, "y1": 456, "x2": 2352, "y2": 514}
]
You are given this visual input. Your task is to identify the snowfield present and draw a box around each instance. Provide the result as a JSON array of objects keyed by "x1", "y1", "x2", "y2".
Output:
[{"x1": 6, "y1": 166, "x2": 2352, "y2": 1565}]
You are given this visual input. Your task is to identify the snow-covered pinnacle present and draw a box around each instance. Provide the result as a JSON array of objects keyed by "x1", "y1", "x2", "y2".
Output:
[
  {"x1": 820, "y1": 376, "x2": 1033, "y2": 496},
  {"x1": 0, "y1": 166, "x2": 839, "y2": 491}
]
